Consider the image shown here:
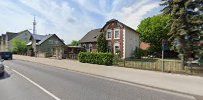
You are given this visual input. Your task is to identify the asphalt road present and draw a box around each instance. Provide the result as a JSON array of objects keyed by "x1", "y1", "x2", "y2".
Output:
[{"x1": 0, "y1": 60, "x2": 196, "y2": 100}]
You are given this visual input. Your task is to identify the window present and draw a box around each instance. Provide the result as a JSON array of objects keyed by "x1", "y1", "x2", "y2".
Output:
[
  {"x1": 48, "y1": 40, "x2": 54, "y2": 44},
  {"x1": 82, "y1": 44, "x2": 86, "y2": 48},
  {"x1": 55, "y1": 41, "x2": 59, "y2": 44},
  {"x1": 115, "y1": 46, "x2": 120, "y2": 52},
  {"x1": 114, "y1": 41, "x2": 120, "y2": 54},
  {"x1": 89, "y1": 44, "x2": 92, "y2": 52},
  {"x1": 106, "y1": 30, "x2": 112, "y2": 39},
  {"x1": 108, "y1": 46, "x2": 112, "y2": 52},
  {"x1": 114, "y1": 29, "x2": 120, "y2": 39}
]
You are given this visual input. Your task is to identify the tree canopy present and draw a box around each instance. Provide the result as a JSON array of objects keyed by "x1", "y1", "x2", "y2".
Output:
[
  {"x1": 12, "y1": 39, "x2": 27, "y2": 54},
  {"x1": 137, "y1": 14, "x2": 172, "y2": 53},
  {"x1": 70, "y1": 40, "x2": 79, "y2": 46},
  {"x1": 161, "y1": 0, "x2": 203, "y2": 61},
  {"x1": 97, "y1": 33, "x2": 108, "y2": 53}
]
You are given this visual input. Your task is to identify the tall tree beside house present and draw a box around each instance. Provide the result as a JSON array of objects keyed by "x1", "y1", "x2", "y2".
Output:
[
  {"x1": 97, "y1": 33, "x2": 108, "y2": 53},
  {"x1": 70, "y1": 40, "x2": 79, "y2": 46},
  {"x1": 161, "y1": 0, "x2": 203, "y2": 67},
  {"x1": 12, "y1": 39, "x2": 27, "y2": 54},
  {"x1": 137, "y1": 14, "x2": 172, "y2": 53}
]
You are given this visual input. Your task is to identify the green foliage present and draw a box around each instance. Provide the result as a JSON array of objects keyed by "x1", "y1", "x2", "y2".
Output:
[
  {"x1": 97, "y1": 33, "x2": 108, "y2": 53},
  {"x1": 78, "y1": 52, "x2": 113, "y2": 65},
  {"x1": 12, "y1": 39, "x2": 27, "y2": 54},
  {"x1": 134, "y1": 47, "x2": 145, "y2": 59},
  {"x1": 161, "y1": 0, "x2": 203, "y2": 61},
  {"x1": 137, "y1": 14, "x2": 172, "y2": 53},
  {"x1": 113, "y1": 53, "x2": 122, "y2": 65},
  {"x1": 70, "y1": 40, "x2": 79, "y2": 46}
]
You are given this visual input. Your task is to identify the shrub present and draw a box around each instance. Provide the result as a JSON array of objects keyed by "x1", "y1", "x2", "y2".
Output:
[
  {"x1": 78, "y1": 52, "x2": 113, "y2": 65},
  {"x1": 134, "y1": 47, "x2": 145, "y2": 59}
]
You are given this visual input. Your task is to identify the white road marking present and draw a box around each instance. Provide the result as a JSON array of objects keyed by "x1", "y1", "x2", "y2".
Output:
[
  {"x1": 5, "y1": 66, "x2": 61, "y2": 100},
  {"x1": 5, "y1": 66, "x2": 9, "y2": 69}
]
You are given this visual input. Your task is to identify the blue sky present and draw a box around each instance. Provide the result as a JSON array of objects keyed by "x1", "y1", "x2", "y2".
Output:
[{"x1": 0, "y1": 0, "x2": 162, "y2": 44}]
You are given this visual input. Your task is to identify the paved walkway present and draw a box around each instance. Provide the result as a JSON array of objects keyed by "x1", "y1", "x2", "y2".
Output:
[{"x1": 13, "y1": 55, "x2": 203, "y2": 97}]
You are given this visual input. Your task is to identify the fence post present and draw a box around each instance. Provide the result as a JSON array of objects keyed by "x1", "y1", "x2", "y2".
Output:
[
  {"x1": 162, "y1": 51, "x2": 164, "y2": 72},
  {"x1": 123, "y1": 59, "x2": 125, "y2": 67}
]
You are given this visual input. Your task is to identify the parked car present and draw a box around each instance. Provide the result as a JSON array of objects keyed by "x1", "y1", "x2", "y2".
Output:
[
  {"x1": 0, "y1": 59, "x2": 4, "y2": 76},
  {"x1": 0, "y1": 52, "x2": 13, "y2": 60}
]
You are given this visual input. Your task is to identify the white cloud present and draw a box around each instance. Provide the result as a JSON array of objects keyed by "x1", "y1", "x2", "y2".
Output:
[
  {"x1": 0, "y1": 0, "x2": 161, "y2": 44},
  {"x1": 107, "y1": 0, "x2": 160, "y2": 29}
]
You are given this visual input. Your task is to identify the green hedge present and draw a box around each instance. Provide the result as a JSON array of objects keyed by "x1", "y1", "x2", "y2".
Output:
[{"x1": 78, "y1": 52, "x2": 113, "y2": 65}]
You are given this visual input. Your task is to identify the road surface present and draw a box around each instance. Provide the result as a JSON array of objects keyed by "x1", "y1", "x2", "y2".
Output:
[{"x1": 0, "y1": 60, "x2": 196, "y2": 100}]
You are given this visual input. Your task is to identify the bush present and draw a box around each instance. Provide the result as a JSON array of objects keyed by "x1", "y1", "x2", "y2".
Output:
[
  {"x1": 78, "y1": 52, "x2": 113, "y2": 65},
  {"x1": 12, "y1": 39, "x2": 27, "y2": 54},
  {"x1": 134, "y1": 47, "x2": 145, "y2": 59}
]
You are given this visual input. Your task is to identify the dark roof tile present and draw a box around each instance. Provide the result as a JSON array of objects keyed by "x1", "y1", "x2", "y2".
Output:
[{"x1": 80, "y1": 28, "x2": 102, "y2": 43}]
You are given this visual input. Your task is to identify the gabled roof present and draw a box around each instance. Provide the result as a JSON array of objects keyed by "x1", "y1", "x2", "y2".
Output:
[
  {"x1": 6, "y1": 32, "x2": 18, "y2": 41},
  {"x1": 31, "y1": 34, "x2": 46, "y2": 41},
  {"x1": 1, "y1": 34, "x2": 6, "y2": 40},
  {"x1": 80, "y1": 28, "x2": 102, "y2": 43},
  {"x1": 37, "y1": 34, "x2": 53, "y2": 45},
  {"x1": 36, "y1": 34, "x2": 65, "y2": 45},
  {"x1": 101, "y1": 19, "x2": 140, "y2": 34}
]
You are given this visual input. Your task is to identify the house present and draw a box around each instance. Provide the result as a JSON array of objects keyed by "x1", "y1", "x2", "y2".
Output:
[
  {"x1": 0, "y1": 31, "x2": 21, "y2": 52},
  {"x1": 0, "y1": 30, "x2": 35, "y2": 52},
  {"x1": 0, "y1": 30, "x2": 65, "y2": 58},
  {"x1": 27, "y1": 32, "x2": 65, "y2": 58},
  {"x1": 80, "y1": 28, "x2": 101, "y2": 52},
  {"x1": 80, "y1": 19, "x2": 140, "y2": 59}
]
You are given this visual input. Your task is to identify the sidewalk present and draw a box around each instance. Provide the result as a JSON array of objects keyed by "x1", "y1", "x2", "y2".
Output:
[{"x1": 13, "y1": 55, "x2": 203, "y2": 96}]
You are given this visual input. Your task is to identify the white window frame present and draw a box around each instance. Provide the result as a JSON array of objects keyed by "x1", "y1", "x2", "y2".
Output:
[
  {"x1": 106, "y1": 30, "x2": 112, "y2": 40},
  {"x1": 114, "y1": 41, "x2": 120, "y2": 54},
  {"x1": 114, "y1": 28, "x2": 120, "y2": 39}
]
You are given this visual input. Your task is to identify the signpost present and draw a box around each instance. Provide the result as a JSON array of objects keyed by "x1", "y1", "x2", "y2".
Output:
[{"x1": 162, "y1": 39, "x2": 168, "y2": 72}]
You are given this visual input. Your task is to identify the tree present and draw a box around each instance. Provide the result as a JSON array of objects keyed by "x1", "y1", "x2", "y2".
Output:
[
  {"x1": 137, "y1": 14, "x2": 172, "y2": 53},
  {"x1": 12, "y1": 39, "x2": 27, "y2": 54},
  {"x1": 161, "y1": 0, "x2": 203, "y2": 67},
  {"x1": 70, "y1": 40, "x2": 79, "y2": 46},
  {"x1": 97, "y1": 33, "x2": 108, "y2": 53}
]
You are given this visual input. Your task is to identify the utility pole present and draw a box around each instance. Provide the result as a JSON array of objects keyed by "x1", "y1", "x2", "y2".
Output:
[
  {"x1": 33, "y1": 16, "x2": 37, "y2": 57},
  {"x1": 33, "y1": 16, "x2": 36, "y2": 34}
]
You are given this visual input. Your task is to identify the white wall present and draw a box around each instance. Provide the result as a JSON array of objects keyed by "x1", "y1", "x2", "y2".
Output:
[{"x1": 124, "y1": 27, "x2": 140, "y2": 58}]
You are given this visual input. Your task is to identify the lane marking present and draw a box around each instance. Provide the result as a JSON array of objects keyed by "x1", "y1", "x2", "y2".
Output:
[
  {"x1": 5, "y1": 66, "x2": 61, "y2": 100},
  {"x1": 5, "y1": 66, "x2": 9, "y2": 69}
]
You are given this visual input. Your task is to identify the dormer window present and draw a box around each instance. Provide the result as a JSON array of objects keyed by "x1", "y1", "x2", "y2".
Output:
[
  {"x1": 106, "y1": 30, "x2": 112, "y2": 39},
  {"x1": 114, "y1": 29, "x2": 120, "y2": 39}
]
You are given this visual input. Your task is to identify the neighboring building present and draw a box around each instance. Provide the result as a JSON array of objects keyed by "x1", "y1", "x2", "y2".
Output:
[
  {"x1": 0, "y1": 34, "x2": 6, "y2": 52},
  {"x1": 0, "y1": 32, "x2": 19, "y2": 52},
  {"x1": 27, "y1": 33, "x2": 65, "y2": 58},
  {"x1": 80, "y1": 19, "x2": 140, "y2": 59},
  {"x1": 0, "y1": 29, "x2": 65, "y2": 58},
  {"x1": 80, "y1": 28, "x2": 101, "y2": 52}
]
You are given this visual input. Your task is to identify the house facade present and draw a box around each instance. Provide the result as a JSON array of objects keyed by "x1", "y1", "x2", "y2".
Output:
[
  {"x1": 80, "y1": 19, "x2": 140, "y2": 59},
  {"x1": 0, "y1": 30, "x2": 65, "y2": 58},
  {"x1": 27, "y1": 33, "x2": 65, "y2": 58},
  {"x1": 0, "y1": 31, "x2": 28, "y2": 52}
]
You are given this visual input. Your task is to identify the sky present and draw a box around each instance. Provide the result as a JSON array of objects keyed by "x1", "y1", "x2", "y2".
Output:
[{"x1": 0, "y1": 0, "x2": 163, "y2": 44}]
